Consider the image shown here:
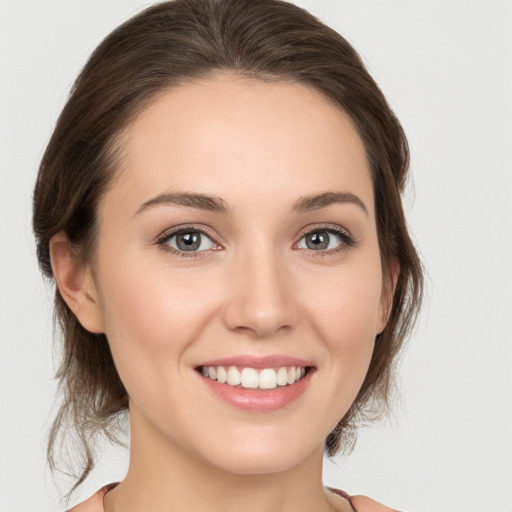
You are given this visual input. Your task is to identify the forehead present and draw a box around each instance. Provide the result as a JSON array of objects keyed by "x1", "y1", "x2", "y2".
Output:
[{"x1": 103, "y1": 75, "x2": 374, "y2": 218}]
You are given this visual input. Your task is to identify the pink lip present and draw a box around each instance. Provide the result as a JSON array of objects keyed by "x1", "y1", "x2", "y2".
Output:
[
  {"x1": 195, "y1": 358, "x2": 315, "y2": 412},
  {"x1": 197, "y1": 355, "x2": 314, "y2": 370}
]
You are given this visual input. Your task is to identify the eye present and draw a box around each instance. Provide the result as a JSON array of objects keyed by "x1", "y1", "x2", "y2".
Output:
[
  {"x1": 158, "y1": 227, "x2": 219, "y2": 254},
  {"x1": 296, "y1": 226, "x2": 354, "y2": 253}
]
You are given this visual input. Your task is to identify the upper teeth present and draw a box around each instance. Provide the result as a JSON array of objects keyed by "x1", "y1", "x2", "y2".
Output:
[{"x1": 201, "y1": 366, "x2": 307, "y2": 389}]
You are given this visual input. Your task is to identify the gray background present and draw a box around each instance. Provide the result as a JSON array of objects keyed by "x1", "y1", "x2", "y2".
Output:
[{"x1": 1, "y1": 1, "x2": 511, "y2": 511}]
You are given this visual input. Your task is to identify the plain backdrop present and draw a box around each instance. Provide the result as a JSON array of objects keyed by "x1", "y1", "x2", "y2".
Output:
[{"x1": 1, "y1": 1, "x2": 511, "y2": 511}]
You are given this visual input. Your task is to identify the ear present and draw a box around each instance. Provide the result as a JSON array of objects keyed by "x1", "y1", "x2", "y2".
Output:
[
  {"x1": 49, "y1": 232, "x2": 105, "y2": 334},
  {"x1": 376, "y1": 257, "x2": 400, "y2": 334}
]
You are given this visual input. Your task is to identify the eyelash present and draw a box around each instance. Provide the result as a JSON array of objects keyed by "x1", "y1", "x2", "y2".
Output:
[
  {"x1": 156, "y1": 225, "x2": 220, "y2": 259},
  {"x1": 297, "y1": 224, "x2": 357, "y2": 258},
  {"x1": 155, "y1": 224, "x2": 356, "y2": 259}
]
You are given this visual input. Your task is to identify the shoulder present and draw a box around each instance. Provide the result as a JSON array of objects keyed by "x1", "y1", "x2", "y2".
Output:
[
  {"x1": 351, "y1": 494, "x2": 400, "y2": 512},
  {"x1": 67, "y1": 485, "x2": 398, "y2": 512},
  {"x1": 66, "y1": 483, "x2": 119, "y2": 512},
  {"x1": 326, "y1": 488, "x2": 399, "y2": 512}
]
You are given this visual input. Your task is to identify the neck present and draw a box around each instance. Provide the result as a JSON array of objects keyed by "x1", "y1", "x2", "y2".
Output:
[{"x1": 104, "y1": 406, "x2": 343, "y2": 512}]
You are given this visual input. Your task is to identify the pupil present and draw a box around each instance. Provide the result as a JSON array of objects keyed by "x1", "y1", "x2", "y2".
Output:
[
  {"x1": 177, "y1": 232, "x2": 200, "y2": 251},
  {"x1": 307, "y1": 232, "x2": 329, "y2": 250}
]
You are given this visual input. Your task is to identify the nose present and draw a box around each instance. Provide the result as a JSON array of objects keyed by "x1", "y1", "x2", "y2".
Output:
[{"x1": 222, "y1": 246, "x2": 300, "y2": 338}]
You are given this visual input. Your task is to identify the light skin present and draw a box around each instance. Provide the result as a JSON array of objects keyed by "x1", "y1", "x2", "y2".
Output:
[{"x1": 51, "y1": 75, "x2": 397, "y2": 512}]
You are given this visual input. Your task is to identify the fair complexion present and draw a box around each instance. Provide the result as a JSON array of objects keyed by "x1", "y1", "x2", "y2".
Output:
[{"x1": 51, "y1": 75, "x2": 395, "y2": 512}]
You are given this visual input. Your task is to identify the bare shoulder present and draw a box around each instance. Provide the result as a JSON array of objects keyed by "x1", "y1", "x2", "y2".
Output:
[
  {"x1": 67, "y1": 484, "x2": 118, "y2": 512},
  {"x1": 351, "y1": 495, "x2": 401, "y2": 512}
]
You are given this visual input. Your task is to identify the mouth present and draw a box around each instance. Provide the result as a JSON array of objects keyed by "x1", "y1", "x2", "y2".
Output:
[
  {"x1": 196, "y1": 364, "x2": 312, "y2": 390},
  {"x1": 194, "y1": 356, "x2": 316, "y2": 411}
]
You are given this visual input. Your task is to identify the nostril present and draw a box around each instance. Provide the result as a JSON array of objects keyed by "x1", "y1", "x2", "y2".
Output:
[{"x1": 221, "y1": 273, "x2": 299, "y2": 337}]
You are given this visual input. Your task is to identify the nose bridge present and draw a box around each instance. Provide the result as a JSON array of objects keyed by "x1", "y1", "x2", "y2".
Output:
[{"x1": 222, "y1": 237, "x2": 298, "y2": 337}]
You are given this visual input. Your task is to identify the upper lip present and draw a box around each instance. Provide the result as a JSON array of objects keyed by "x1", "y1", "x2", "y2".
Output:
[{"x1": 196, "y1": 355, "x2": 315, "y2": 369}]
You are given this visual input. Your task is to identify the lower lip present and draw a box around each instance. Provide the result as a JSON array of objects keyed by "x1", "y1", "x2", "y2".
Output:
[{"x1": 197, "y1": 370, "x2": 313, "y2": 411}]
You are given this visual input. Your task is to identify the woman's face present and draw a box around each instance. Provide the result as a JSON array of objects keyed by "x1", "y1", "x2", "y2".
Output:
[{"x1": 89, "y1": 75, "x2": 388, "y2": 474}]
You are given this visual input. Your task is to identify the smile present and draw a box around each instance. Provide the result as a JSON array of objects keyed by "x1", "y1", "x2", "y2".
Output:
[
  {"x1": 195, "y1": 356, "x2": 315, "y2": 411},
  {"x1": 199, "y1": 365, "x2": 307, "y2": 390}
]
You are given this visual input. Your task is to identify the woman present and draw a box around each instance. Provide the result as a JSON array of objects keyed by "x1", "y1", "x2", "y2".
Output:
[{"x1": 32, "y1": 0, "x2": 423, "y2": 510}]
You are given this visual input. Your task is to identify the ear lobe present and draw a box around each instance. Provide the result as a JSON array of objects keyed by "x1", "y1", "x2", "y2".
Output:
[
  {"x1": 50, "y1": 232, "x2": 105, "y2": 334},
  {"x1": 377, "y1": 257, "x2": 400, "y2": 334}
]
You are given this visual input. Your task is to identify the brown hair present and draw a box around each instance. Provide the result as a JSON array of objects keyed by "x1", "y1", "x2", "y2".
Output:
[{"x1": 33, "y1": 0, "x2": 423, "y2": 494}]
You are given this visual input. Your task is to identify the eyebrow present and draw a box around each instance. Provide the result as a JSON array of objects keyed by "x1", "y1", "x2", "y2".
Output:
[
  {"x1": 135, "y1": 192, "x2": 231, "y2": 216},
  {"x1": 291, "y1": 192, "x2": 368, "y2": 216},
  {"x1": 134, "y1": 190, "x2": 368, "y2": 217}
]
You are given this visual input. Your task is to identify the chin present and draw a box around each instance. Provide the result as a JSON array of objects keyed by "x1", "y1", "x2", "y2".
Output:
[{"x1": 194, "y1": 430, "x2": 320, "y2": 476}]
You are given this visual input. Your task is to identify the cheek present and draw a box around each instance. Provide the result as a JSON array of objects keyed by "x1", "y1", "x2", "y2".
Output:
[
  {"x1": 305, "y1": 263, "x2": 383, "y2": 345},
  {"x1": 303, "y1": 262, "x2": 383, "y2": 400},
  {"x1": 95, "y1": 257, "x2": 219, "y2": 387}
]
